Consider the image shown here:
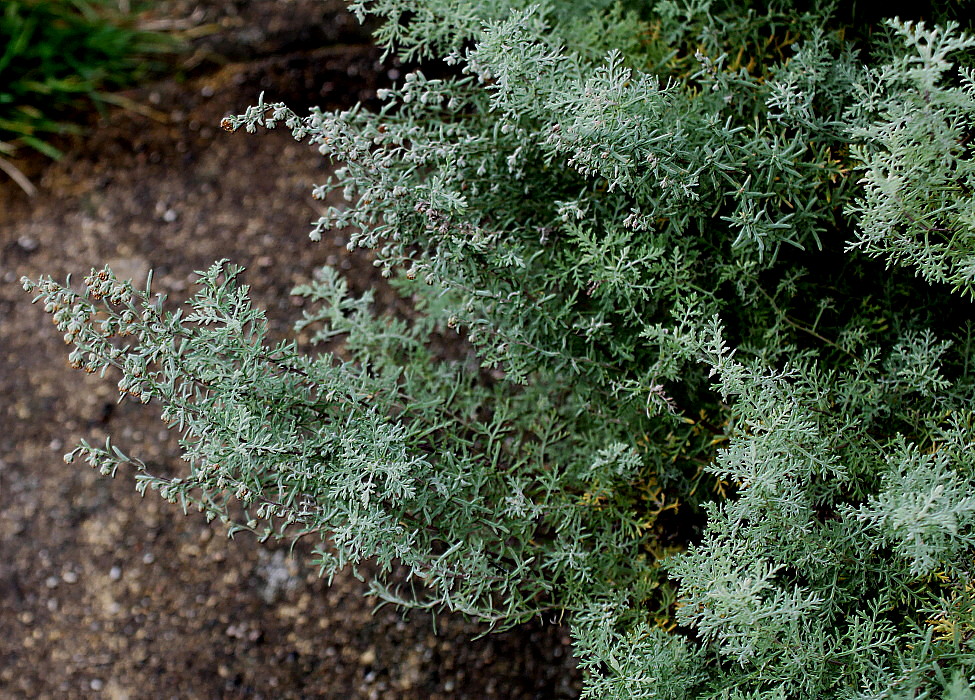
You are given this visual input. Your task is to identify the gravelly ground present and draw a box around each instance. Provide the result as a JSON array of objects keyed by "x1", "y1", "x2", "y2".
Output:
[{"x1": 0, "y1": 2, "x2": 582, "y2": 697}]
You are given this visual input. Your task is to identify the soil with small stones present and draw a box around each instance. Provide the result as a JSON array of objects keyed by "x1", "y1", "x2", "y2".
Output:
[{"x1": 0, "y1": 3, "x2": 582, "y2": 698}]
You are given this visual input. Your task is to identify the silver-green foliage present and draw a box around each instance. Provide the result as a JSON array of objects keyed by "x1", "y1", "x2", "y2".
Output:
[
  {"x1": 24, "y1": 0, "x2": 975, "y2": 696},
  {"x1": 848, "y1": 20, "x2": 975, "y2": 296}
]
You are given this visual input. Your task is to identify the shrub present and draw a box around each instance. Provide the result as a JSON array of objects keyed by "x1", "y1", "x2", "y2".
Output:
[{"x1": 24, "y1": 1, "x2": 975, "y2": 696}]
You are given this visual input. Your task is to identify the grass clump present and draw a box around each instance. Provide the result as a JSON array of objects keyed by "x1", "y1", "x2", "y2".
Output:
[{"x1": 0, "y1": 0, "x2": 177, "y2": 191}]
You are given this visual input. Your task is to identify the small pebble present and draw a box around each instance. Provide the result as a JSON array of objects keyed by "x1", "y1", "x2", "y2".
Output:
[{"x1": 17, "y1": 236, "x2": 38, "y2": 252}]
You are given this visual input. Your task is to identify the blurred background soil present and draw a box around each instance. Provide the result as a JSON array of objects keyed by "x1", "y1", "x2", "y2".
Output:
[{"x1": 0, "y1": 2, "x2": 581, "y2": 697}]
